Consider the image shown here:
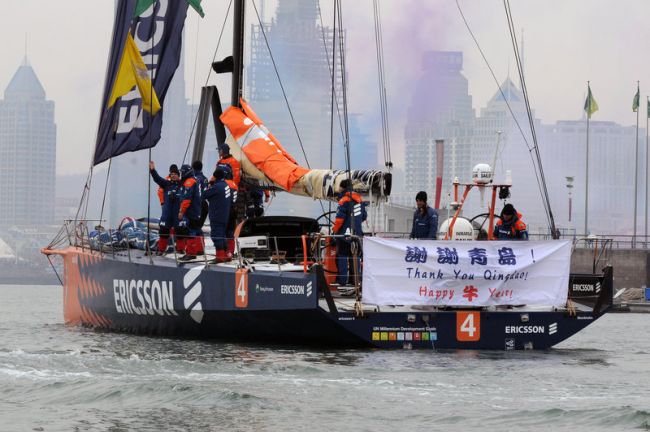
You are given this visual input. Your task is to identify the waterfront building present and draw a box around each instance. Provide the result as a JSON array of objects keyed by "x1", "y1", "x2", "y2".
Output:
[
  {"x1": 0, "y1": 59, "x2": 56, "y2": 227},
  {"x1": 248, "y1": 0, "x2": 359, "y2": 217},
  {"x1": 401, "y1": 51, "x2": 475, "y2": 209},
  {"x1": 540, "y1": 119, "x2": 645, "y2": 236}
]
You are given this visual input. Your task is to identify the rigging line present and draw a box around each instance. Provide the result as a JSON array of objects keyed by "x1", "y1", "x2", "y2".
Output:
[
  {"x1": 456, "y1": 0, "x2": 551, "y2": 232},
  {"x1": 187, "y1": 13, "x2": 201, "y2": 158},
  {"x1": 504, "y1": 0, "x2": 555, "y2": 231},
  {"x1": 326, "y1": 0, "x2": 338, "y2": 226},
  {"x1": 251, "y1": 0, "x2": 326, "y2": 214},
  {"x1": 98, "y1": 158, "x2": 113, "y2": 226},
  {"x1": 146, "y1": 7, "x2": 156, "y2": 261},
  {"x1": 250, "y1": 0, "x2": 310, "y2": 169},
  {"x1": 328, "y1": 0, "x2": 337, "y2": 172},
  {"x1": 317, "y1": 1, "x2": 346, "y2": 143},
  {"x1": 454, "y1": 0, "x2": 533, "y2": 153},
  {"x1": 372, "y1": 0, "x2": 392, "y2": 167},
  {"x1": 335, "y1": 0, "x2": 351, "y2": 178},
  {"x1": 182, "y1": 0, "x2": 233, "y2": 163}
]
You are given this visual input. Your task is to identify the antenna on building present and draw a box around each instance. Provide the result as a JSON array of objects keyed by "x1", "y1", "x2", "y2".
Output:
[{"x1": 23, "y1": 33, "x2": 29, "y2": 66}]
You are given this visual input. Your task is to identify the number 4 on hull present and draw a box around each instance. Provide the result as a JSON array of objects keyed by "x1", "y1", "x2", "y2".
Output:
[{"x1": 456, "y1": 311, "x2": 480, "y2": 342}]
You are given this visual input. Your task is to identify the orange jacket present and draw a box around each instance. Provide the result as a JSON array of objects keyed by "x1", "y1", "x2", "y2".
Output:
[
  {"x1": 157, "y1": 175, "x2": 170, "y2": 204},
  {"x1": 218, "y1": 155, "x2": 241, "y2": 187}
]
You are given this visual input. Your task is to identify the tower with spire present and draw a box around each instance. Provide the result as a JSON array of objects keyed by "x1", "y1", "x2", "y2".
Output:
[{"x1": 0, "y1": 59, "x2": 56, "y2": 226}]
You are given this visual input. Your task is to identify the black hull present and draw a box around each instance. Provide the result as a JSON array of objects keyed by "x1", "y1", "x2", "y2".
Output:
[{"x1": 52, "y1": 247, "x2": 612, "y2": 350}]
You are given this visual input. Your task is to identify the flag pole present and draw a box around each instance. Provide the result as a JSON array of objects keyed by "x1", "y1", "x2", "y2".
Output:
[
  {"x1": 644, "y1": 96, "x2": 650, "y2": 249},
  {"x1": 646, "y1": 95, "x2": 649, "y2": 248},
  {"x1": 585, "y1": 82, "x2": 590, "y2": 237},
  {"x1": 634, "y1": 81, "x2": 640, "y2": 248}
]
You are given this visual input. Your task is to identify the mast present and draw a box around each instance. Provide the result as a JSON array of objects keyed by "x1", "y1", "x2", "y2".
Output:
[
  {"x1": 633, "y1": 81, "x2": 640, "y2": 248},
  {"x1": 231, "y1": 0, "x2": 245, "y2": 107}
]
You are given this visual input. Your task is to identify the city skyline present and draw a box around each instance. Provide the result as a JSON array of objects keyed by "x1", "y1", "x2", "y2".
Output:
[{"x1": 0, "y1": 1, "x2": 649, "y2": 177}]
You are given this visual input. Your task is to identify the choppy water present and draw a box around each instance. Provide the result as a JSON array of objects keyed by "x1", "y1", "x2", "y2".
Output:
[{"x1": 1, "y1": 285, "x2": 649, "y2": 431}]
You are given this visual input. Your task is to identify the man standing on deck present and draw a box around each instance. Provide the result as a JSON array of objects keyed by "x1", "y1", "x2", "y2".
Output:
[
  {"x1": 193, "y1": 160, "x2": 210, "y2": 226},
  {"x1": 410, "y1": 191, "x2": 438, "y2": 240},
  {"x1": 149, "y1": 162, "x2": 182, "y2": 255},
  {"x1": 217, "y1": 144, "x2": 241, "y2": 187},
  {"x1": 216, "y1": 158, "x2": 239, "y2": 257},
  {"x1": 332, "y1": 179, "x2": 367, "y2": 286},
  {"x1": 177, "y1": 164, "x2": 204, "y2": 260},
  {"x1": 203, "y1": 169, "x2": 232, "y2": 263}
]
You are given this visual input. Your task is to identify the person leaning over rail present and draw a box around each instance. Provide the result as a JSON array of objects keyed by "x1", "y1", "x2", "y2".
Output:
[
  {"x1": 494, "y1": 203, "x2": 529, "y2": 240},
  {"x1": 149, "y1": 162, "x2": 182, "y2": 255},
  {"x1": 410, "y1": 191, "x2": 438, "y2": 240}
]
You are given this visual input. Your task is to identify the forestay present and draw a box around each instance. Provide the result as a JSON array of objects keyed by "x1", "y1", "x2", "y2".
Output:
[{"x1": 362, "y1": 237, "x2": 571, "y2": 307}]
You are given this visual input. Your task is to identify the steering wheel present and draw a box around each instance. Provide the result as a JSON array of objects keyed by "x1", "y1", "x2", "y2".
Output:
[
  {"x1": 469, "y1": 212, "x2": 502, "y2": 239},
  {"x1": 315, "y1": 210, "x2": 337, "y2": 230}
]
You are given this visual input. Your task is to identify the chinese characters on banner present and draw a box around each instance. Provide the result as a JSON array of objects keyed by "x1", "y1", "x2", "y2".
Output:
[{"x1": 362, "y1": 238, "x2": 571, "y2": 307}]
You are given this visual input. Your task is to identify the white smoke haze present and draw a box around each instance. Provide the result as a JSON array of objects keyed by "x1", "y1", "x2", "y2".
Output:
[{"x1": 0, "y1": 0, "x2": 648, "y2": 179}]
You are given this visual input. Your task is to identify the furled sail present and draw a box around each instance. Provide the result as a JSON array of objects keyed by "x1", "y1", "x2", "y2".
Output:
[
  {"x1": 93, "y1": 0, "x2": 189, "y2": 166},
  {"x1": 220, "y1": 99, "x2": 392, "y2": 203}
]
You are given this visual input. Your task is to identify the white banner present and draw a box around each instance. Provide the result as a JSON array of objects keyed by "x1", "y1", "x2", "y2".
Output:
[{"x1": 362, "y1": 237, "x2": 571, "y2": 307}]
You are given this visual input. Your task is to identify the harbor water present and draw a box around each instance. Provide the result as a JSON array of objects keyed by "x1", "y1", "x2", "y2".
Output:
[{"x1": 1, "y1": 285, "x2": 649, "y2": 431}]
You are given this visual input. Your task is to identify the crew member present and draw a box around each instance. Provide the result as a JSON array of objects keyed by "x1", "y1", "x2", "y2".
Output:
[
  {"x1": 332, "y1": 179, "x2": 367, "y2": 286},
  {"x1": 192, "y1": 160, "x2": 210, "y2": 226},
  {"x1": 177, "y1": 164, "x2": 204, "y2": 260},
  {"x1": 410, "y1": 191, "x2": 438, "y2": 239},
  {"x1": 217, "y1": 143, "x2": 241, "y2": 187},
  {"x1": 495, "y1": 203, "x2": 529, "y2": 240},
  {"x1": 216, "y1": 160, "x2": 238, "y2": 257},
  {"x1": 203, "y1": 169, "x2": 232, "y2": 263},
  {"x1": 192, "y1": 160, "x2": 209, "y2": 193},
  {"x1": 245, "y1": 186, "x2": 270, "y2": 218},
  {"x1": 149, "y1": 162, "x2": 182, "y2": 255}
]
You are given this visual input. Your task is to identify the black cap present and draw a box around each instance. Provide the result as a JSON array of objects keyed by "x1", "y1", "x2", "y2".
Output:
[
  {"x1": 502, "y1": 203, "x2": 516, "y2": 216},
  {"x1": 416, "y1": 191, "x2": 427, "y2": 202},
  {"x1": 340, "y1": 179, "x2": 351, "y2": 190},
  {"x1": 192, "y1": 160, "x2": 203, "y2": 171},
  {"x1": 180, "y1": 164, "x2": 192, "y2": 177},
  {"x1": 169, "y1": 164, "x2": 180, "y2": 175},
  {"x1": 219, "y1": 143, "x2": 230, "y2": 154},
  {"x1": 213, "y1": 168, "x2": 225, "y2": 180}
]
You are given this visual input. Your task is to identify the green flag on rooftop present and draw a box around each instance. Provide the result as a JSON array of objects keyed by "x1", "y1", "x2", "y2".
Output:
[{"x1": 584, "y1": 85, "x2": 599, "y2": 119}]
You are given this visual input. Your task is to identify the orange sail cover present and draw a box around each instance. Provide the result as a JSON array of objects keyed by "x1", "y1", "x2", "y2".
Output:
[{"x1": 220, "y1": 100, "x2": 309, "y2": 191}]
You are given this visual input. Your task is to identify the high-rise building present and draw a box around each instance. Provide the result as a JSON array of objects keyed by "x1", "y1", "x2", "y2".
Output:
[
  {"x1": 540, "y1": 120, "x2": 644, "y2": 236},
  {"x1": 468, "y1": 78, "x2": 543, "y2": 226},
  {"x1": 248, "y1": 0, "x2": 359, "y2": 217},
  {"x1": 0, "y1": 59, "x2": 56, "y2": 226},
  {"x1": 400, "y1": 51, "x2": 474, "y2": 208}
]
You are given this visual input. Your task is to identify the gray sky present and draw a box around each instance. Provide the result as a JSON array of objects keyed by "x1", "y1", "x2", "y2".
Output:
[{"x1": 1, "y1": 0, "x2": 649, "y2": 175}]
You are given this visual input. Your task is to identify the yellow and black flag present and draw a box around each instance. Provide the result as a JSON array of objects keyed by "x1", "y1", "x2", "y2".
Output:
[
  {"x1": 108, "y1": 33, "x2": 161, "y2": 115},
  {"x1": 94, "y1": 0, "x2": 189, "y2": 166},
  {"x1": 584, "y1": 85, "x2": 599, "y2": 119}
]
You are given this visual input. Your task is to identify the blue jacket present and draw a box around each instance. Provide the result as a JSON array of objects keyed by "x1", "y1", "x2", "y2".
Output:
[
  {"x1": 410, "y1": 206, "x2": 438, "y2": 239},
  {"x1": 194, "y1": 171, "x2": 209, "y2": 194},
  {"x1": 333, "y1": 192, "x2": 367, "y2": 236},
  {"x1": 203, "y1": 180, "x2": 232, "y2": 225},
  {"x1": 180, "y1": 174, "x2": 202, "y2": 221},
  {"x1": 495, "y1": 212, "x2": 528, "y2": 240},
  {"x1": 150, "y1": 169, "x2": 182, "y2": 226}
]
